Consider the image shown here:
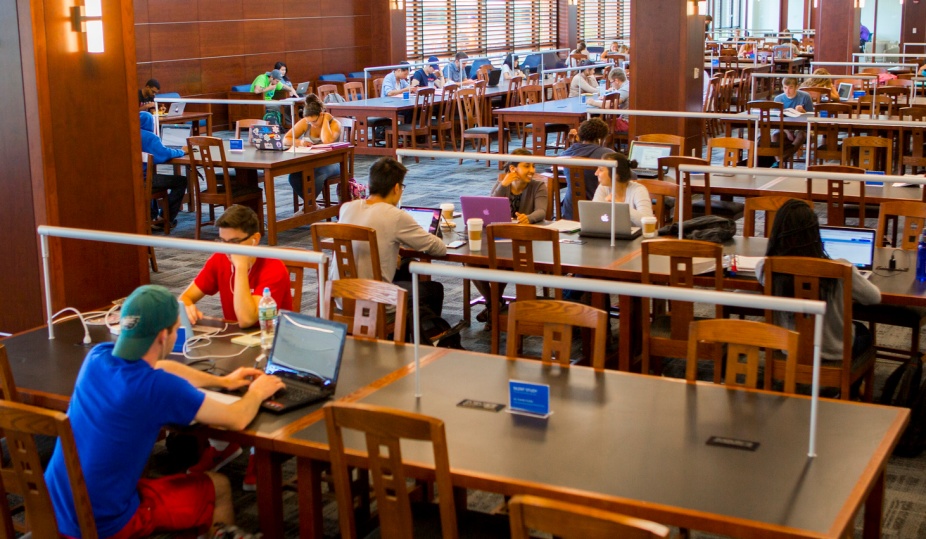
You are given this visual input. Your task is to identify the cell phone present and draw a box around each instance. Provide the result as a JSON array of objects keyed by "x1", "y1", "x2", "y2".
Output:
[{"x1": 447, "y1": 240, "x2": 467, "y2": 249}]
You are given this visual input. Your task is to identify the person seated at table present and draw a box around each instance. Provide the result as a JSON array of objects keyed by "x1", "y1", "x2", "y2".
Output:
[
  {"x1": 473, "y1": 148, "x2": 548, "y2": 329},
  {"x1": 738, "y1": 41, "x2": 756, "y2": 59},
  {"x1": 273, "y1": 61, "x2": 293, "y2": 88},
  {"x1": 44, "y1": 284, "x2": 284, "y2": 539},
  {"x1": 559, "y1": 118, "x2": 612, "y2": 220},
  {"x1": 569, "y1": 60, "x2": 600, "y2": 97},
  {"x1": 251, "y1": 68, "x2": 298, "y2": 125},
  {"x1": 139, "y1": 111, "x2": 187, "y2": 227},
  {"x1": 800, "y1": 68, "x2": 840, "y2": 101},
  {"x1": 337, "y1": 156, "x2": 447, "y2": 318},
  {"x1": 444, "y1": 52, "x2": 473, "y2": 84},
  {"x1": 588, "y1": 67, "x2": 629, "y2": 114},
  {"x1": 571, "y1": 41, "x2": 589, "y2": 62},
  {"x1": 618, "y1": 44, "x2": 630, "y2": 55},
  {"x1": 501, "y1": 53, "x2": 523, "y2": 81},
  {"x1": 756, "y1": 199, "x2": 880, "y2": 362},
  {"x1": 771, "y1": 78, "x2": 814, "y2": 166},
  {"x1": 138, "y1": 78, "x2": 161, "y2": 113},
  {"x1": 600, "y1": 42, "x2": 620, "y2": 62},
  {"x1": 411, "y1": 56, "x2": 445, "y2": 89},
  {"x1": 284, "y1": 94, "x2": 342, "y2": 204},
  {"x1": 591, "y1": 152, "x2": 654, "y2": 227}
]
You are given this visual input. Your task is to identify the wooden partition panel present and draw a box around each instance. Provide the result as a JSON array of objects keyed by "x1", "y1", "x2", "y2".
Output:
[
  {"x1": 902, "y1": 1, "x2": 926, "y2": 48},
  {"x1": 813, "y1": 0, "x2": 860, "y2": 74}
]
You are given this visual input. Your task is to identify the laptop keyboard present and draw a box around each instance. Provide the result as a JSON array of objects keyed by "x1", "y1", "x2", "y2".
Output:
[{"x1": 268, "y1": 382, "x2": 326, "y2": 407}]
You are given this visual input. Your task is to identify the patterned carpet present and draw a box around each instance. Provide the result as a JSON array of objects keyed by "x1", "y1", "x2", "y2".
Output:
[{"x1": 143, "y1": 135, "x2": 926, "y2": 538}]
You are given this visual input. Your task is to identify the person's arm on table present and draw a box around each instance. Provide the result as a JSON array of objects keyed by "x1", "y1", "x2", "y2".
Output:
[
  {"x1": 397, "y1": 213, "x2": 447, "y2": 256},
  {"x1": 179, "y1": 284, "x2": 206, "y2": 324},
  {"x1": 283, "y1": 119, "x2": 310, "y2": 147}
]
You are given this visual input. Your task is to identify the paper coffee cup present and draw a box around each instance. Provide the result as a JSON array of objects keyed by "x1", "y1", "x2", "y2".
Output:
[
  {"x1": 467, "y1": 218, "x2": 484, "y2": 251},
  {"x1": 440, "y1": 203, "x2": 455, "y2": 228},
  {"x1": 641, "y1": 216, "x2": 658, "y2": 238}
]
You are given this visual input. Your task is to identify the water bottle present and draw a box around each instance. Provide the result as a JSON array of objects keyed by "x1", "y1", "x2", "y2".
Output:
[
  {"x1": 258, "y1": 287, "x2": 278, "y2": 351},
  {"x1": 598, "y1": 79, "x2": 607, "y2": 98},
  {"x1": 917, "y1": 230, "x2": 926, "y2": 282}
]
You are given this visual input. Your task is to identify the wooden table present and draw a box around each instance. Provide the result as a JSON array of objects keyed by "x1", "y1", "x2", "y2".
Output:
[
  {"x1": 171, "y1": 142, "x2": 352, "y2": 245},
  {"x1": 774, "y1": 57, "x2": 808, "y2": 74},
  {"x1": 159, "y1": 111, "x2": 213, "y2": 136},
  {"x1": 493, "y1": 96, "x2": 589, "y2": 156},
  {"x1": 281, "y1": 349, "x2": 908, "y2": 539}
]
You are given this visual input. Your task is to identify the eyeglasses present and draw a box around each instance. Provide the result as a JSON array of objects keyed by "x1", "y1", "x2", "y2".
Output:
[
  {"x1": 398, "y1": 183, "x2": 406, "y2": 190},
  {"x1": 214, "y1": 234, "x2": 252, "y2": 244}
]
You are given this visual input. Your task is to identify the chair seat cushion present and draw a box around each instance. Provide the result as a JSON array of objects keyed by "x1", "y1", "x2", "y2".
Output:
[{"x1": 464, "y1": 127, "x2": 500, "y2": 136}]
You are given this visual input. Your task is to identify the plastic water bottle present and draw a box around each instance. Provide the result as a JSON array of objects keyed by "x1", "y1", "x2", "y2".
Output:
[
  {"x1": 258, "y1": 287, "x2": 278, "y2": 351},
  {"x1": 598, "y1": 79, "x2": 607, "y2": 98},
  {"x1": 917, "y1": 231, "x2": 926, "y2": 282}
]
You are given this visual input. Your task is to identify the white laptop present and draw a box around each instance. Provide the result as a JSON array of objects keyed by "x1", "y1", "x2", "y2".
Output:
[
  {"x1": 578, "y1": 201, "x2": 641, "y2": 240},
  {"x1": 160, "y1": 125, "x2": 191, "y2": 149},
  {"x1": 837, "y1": 82, "x2": 853, "y2": 102},
  {"x1": 296, "y1": 81, "x2": 311, "y2": 95},
  {"x1": 819, "y1": 225, "x2": 877, "y2": 278},
  {"x1": 162, "y1": 101, "x2": 186, "y2": 117},
  {"x1": 629, "y1": 142, "x2": 673, "y2": 178}
]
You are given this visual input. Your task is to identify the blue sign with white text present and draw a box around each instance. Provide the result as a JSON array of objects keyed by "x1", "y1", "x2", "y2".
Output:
[{"x1": 509, "y1": 380, "x2": 551, "y2": 417}]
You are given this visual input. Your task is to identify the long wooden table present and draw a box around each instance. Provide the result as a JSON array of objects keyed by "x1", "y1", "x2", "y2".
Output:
[
  {"x1": 493, "y1": 96, "x2": 589, "y2": 156},
  {"x1": 171, "y1": 142, "x2": 352, "y2": 245},
  {"x1": 280, "y1": 348, "x2": 908, "y2": 539},
  {"x1": 159, "y1": 111, "x2": 213, "y2": 136}
]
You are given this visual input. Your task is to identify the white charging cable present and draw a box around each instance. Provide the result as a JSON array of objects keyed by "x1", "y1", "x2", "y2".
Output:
[{"x1": 50, "y1": 307, "x2": 93, "y2": 345}]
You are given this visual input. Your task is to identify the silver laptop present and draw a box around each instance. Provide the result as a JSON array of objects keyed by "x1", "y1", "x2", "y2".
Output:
[
  {"x1": 296, "y1": 81, "x2": 311, "y2": 95},
  {"x1": 837, "y1": 82, "x2": 853, "y2": 102},
  {"x1": 160, "y1": 125, "x2": 191, "y2": 149},
  {"x1": 162, "y1": 101, "x2": 186, "y2": 117},
  {"x1": 578, "y1": 201, "x2": 641, "y2": 240},
  {"x1": 629, "y1": 142, "x2": 673, "y2": 178},
  {"x1": 819, "y1": 225, "x2": 877, "y2": 278}
]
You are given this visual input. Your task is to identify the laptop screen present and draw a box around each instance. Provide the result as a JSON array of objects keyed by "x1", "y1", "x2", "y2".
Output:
[
  {"x1": 819, "y1": 226, "x2": 876, "y2": 270},
  {"x1": 837, "y1": 82, "x2": 853, "y2": 101},
  {"x1": 161, "y1": 125, "x2": 191, "y2": 148},
  {"x1": 265, "y1": 312, "x2": 347, "y2": 387},
  {"x1": 402, "y1": 207, "x2": 441, "y2": 235},
  {"x1": 629, "y1": 143, "x2": 672, "y2": 170}
]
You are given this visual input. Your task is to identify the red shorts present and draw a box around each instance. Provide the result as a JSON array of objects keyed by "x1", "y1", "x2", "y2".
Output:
[{"x1": 108, "y1": 473, "x2": 216, "y2": 539}]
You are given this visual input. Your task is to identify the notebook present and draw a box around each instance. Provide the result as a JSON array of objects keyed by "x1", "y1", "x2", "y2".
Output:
[
  {"x1": 251, "y1": 125, "x2": 285, "y2": 151},
  {"x1": 629, "y1": 142, "x2": 673, "y2": 178},
  {"x1": 160, "y1": 125, "x2": 191, "y2": 150},
  {"x1": 260, "y1": 312, "x2": 347, "y2": 413},
  {"x1": 819, "y1": 225, "x2": 877, "y2": 278},
  {"x1": 460, "y1": 196, "x2": 512, "y2": 226},
  {"x1": 837, "y1": 82, "x2": 853, "y2": 102},
  {"x1": 402, "y1": 206, "x2": 442, "y2": 236},
  {"x1": 162, "y1": 102, "x2": 186, "y2": 117},
  {"x1": 578, "y1": 201, "x2": 641, "y2": 240}
]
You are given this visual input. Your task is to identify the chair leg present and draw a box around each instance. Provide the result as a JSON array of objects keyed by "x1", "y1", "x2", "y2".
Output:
[
  {"x1": 195, "y1": 204, "x2": 203, "y2": 240},
  {"x1": 148, "y1": 247, "x2": 158, "y2": 272}
]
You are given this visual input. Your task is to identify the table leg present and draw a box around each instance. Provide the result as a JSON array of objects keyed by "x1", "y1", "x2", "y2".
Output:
[
  {"x1": 619, "y1": 294, "x2": 633, "y2": 371},
  {"x1": 255, "y1": 448, "x2": 286, "y2": 539},
  {"x1": 206, "y1": 115, "x2": 213, "y2": 136},
  {"x1": 390, "y1": 113, "x2": 399, "y2": 156},
  {"x1": 863, "y1": 469, "x2": 885, "y2": 539},
  {"x1": 297, "y1": 457, "x2": 326, "y2": 539},
  {"x1": 263, "y1": 166, "x2": 279, "y2": 245},
  {"x1": 498, "y1": 115, "x2": 508, "y2": 170}
]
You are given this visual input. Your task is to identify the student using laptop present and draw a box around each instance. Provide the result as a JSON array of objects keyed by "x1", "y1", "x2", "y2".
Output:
[
  {"x1": 559, "y1": 118, "x2": 612, "y2": 220},
  {"x1": 138, "y1": 78, "x2": 160, "y2": 113},
  {"x1": 44, "y1": 285, "x2": 283, "y2": 539},
  {"x1": 755, "y1": 199, "x2": 880, "y2": 362},
  {"x1": 800, "y1": 68, "x2": 839, "y2": 101},
  {"x1": 283, "y1": 95, "x2": 342, "y2": 204},
  {"x1": 251, "y1": 68, "x2": 298, "y2": 125},
  {"x1": 139, "y1": 111, "x2": 187, "y2": 227},
  {"x1": 591, "y1": 152, "x2": 654, "y2": 227},
  {"x1": 500, "y1": 53, "x2": 523, "y2": 81}
]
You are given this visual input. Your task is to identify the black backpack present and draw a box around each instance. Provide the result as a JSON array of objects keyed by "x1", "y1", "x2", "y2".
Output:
[
  {"x1": 878, "y1": 356, "x2": 926, "y2": 457},
  {"x1": 413, "y1": 306, "x2": 464, "y2": 349},
  {"x1": 657, "y1": 215, "x2": 736, "y2": 243}
]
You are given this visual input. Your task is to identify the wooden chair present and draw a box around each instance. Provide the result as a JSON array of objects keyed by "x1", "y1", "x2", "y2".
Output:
[
  {"x1": 842, "y1": 136, "x2": 892, "y2": 174},
  {"x1": 800, "y1": 86, "x2": 829, "y2": 104},
  {"x1": 685, "y1": 319, "x2": 799, "y2": 393},
  {"x1": 762, "y1": 256, "x2": 877, "y2": 400},
  {"x1": 878, "y1": 85, "x2": 909, "y2": 108},
  {"x1": 599, "y1": 93, "x2": 628, "y2": 152},
  {"x1": 746, "y1": 100, "x2": 794, "y2": 168},
  {"x1": 508, "y1": 495, "x2": 670, "y2": 539},
  {"x1": 324, "y1": 279, "x2": 408, "y2": 344},
  {"x1": 552, "y1": 80, "x2": 568, "y2": 100},
  {"x1": 899, "y1": 106, "x2": 926, "y2": 174},
  {"x1": 235, "y1": 119, "x2": 268, "y2": 140},
  {"x1": 0, "y1": 398, "x2": 98, "y2": 539},
  {"x1": 142, "y1": 153, "x2": 170, "y2": 271},
  {"x1": 707, "y1": 136, "x2": 754, "y2": 168},
  {"x1": 658, "y1": 155, "x2": 743, "y2": 220},
  {"x1": 636, "y1": 179, "x2": 679, "y2": 228},
  {"x1": 316, "y1": 84, "x2": 338, "y2": 102},
  {"x1": 636, "y1": 133, "x2": 684, "y2": 156},
  {"x1": 742, "y1": 196, "x2": 812, "y2": 238},
  {"x1": 556, "y1": 163, "x2": 596, "y2": 220},
  {"x1": 457, "y1": 88, "x2": 505, "y2": 167},
  {"x1": 505, "y1": 300, "x2": 608, "y2": 371},
  {"x1": 806, "y1": 164, "x2": 869, "y2": 227},
  {"x1": 519, "y1": 84, "x2": 569, "y2": 152},
  {"x1": 855, "y1": 94, "x2": 893, "y2": 119},
  {"x1": 281, "y1": 248, "x2": 326, "y2": 316},
  {"x1": 641, "y1": 239, "x2": 724, "y2": 378},
  {"x1": 487, "y1": 224, "x2": 562, "y2": 355},
  {"x1": 385, "y1": 87, "x2": 435, "y2": 162},
  {"x1": 430, "y1": 83, "x2": 458, "y2": 151},
  {"x1": 811, "y1": 103, "x2": 852, "y2": 164},
  {"x1": 343, "y1": 81, "x2": 365, "y2": 101},
  {"x1": 187, "y1": 136, "x2": 264, "y2": 240},
  {"x1": 854, "y1": 201, "x2": 926, "y2": 361}
]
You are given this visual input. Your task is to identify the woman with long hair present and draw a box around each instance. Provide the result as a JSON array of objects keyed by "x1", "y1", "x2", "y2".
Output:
[
  {"x1": 284, "y1": 94, "x2": 343, "y2": 202},
  {"x1": 591, "y1": 152, "x2": 653, "y2": 226},
  {"x1": 800, "y1": 68, "x2": 839, "y2": 101}
]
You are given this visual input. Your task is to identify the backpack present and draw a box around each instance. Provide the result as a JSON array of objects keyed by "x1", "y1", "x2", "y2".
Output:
[
  {"x1": 879, "y1": 356, "x2": 926, "y2": 457},
  {"x1": 262, "y1": 110, "x2": 282, "y2": 125},
  {"x1": 323, "y1": 92, "x2": 347, "y2": 104},
  {"x1": 657, "y1": 215, "x2": 736, "y2": 243},
  {"x1": 414, "y1": 306, "x2": 464, "y2": 349}
]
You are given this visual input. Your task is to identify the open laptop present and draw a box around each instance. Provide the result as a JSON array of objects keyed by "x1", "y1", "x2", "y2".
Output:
[
  {"x1": 578, "y1": 201, "x2": 641, "y2": 240},
  {"x1": 486, "y1": 68, "x2": 503, "y2": 87},
  {"x1": 628, "y1": 141, "x2": 673, "y2": 178},
  {"x1": 402, "y1": 206, "x2": 442, "y2": 237},
  {"x1": 260, "y1": 312, "x2": 348, "y2": 413},
  {"x1": 460, "y1": 196, "x2": 512, "y2": 226},
  {"x1": 251, "y1": 125, "x2": 284, "y2": 150},
  {"x1": 295, "y1": 81, "x2": 311, "y2": 95},
  {"x1": 162, "y1": 102, "x2": 186, "y2": 117},
  {"x1": 837, "y1": 82, "x2": 853, "y2": 102},
  {"x1": 819, "y1": 225, "x2": 877, "y2": 278},
  {"x1": 160, "y1": 125, "x2": 191, "y2": 150}
]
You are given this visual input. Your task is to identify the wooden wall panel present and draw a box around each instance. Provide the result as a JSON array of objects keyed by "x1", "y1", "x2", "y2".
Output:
[
  {"x1": 283, "y1": 0, "x2": 321, "y2": 18},
  {"x1": 200, "y1": 22, "x2": 243, "y2": 58},
  {"x1": 147, "y1": 0, "x2": 196, "y2": 23},
  {"x1": 813, "y1": 0, "x2": 859, "y2": 74},
  {"x1": 242, "y1": 0, "x2": 286, "y2": 20},
  {"x1": 149, "y1": 24, "x2": 201, "y2": 61},
  {"x1": 902, "y1": 2, "x2": 926, "y2": 47},
  {"x1": 136, "y1": 24, "x2": 151, "y2": 63},
  {"x1": 200, "y1": 0, "x2": 242, "y2": 20},
  {"x1": 283, "y1": 19, "x2": 324, "y2": 52}
]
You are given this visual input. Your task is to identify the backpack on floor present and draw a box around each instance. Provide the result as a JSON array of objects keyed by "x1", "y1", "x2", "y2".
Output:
[
  {"x1": 262, "y1": 110, "x2": 282, "y2": 126},
  {"x1": 415, "y1": 306, "x2": 464, "y2": 349},
  {"x1": 879, "y1": 356, "x2": 926, "y2": 457}
]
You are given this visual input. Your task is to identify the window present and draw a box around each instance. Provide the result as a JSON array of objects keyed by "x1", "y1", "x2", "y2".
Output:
[
  {"x1": 406, "y1": 0, "x2": 558, "y2": 60},
  {"x1": 576, "y1": 0, "x2": 630, "y2": 43}
]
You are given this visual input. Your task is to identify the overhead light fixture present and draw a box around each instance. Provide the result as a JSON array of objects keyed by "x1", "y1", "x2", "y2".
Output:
[{"x1": 70, "y1": 0, "x2": 104, "y2": 54}]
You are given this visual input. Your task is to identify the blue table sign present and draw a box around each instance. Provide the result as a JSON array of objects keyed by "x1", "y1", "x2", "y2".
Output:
[
  {"x1": 853, "y1": 90, "x2": 866, "y2": 99},
  {"x1": 229, "y1": 139, "x2": 244, "y2": 152},
  {"x1": 865, "y1": 170, "x2": 885, "y2": 186},
  {"x1": 508, "y1": 380, "x2": 551, "y2": 418}
]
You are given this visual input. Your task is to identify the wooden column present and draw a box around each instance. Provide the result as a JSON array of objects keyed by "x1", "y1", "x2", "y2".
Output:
[
  {"x1": 814, "y1": 0, "x2": 861, "y2": 74},
  {"x1": 372, "y1": 0, "x2": 406, "y2": 66},
  {"x1": 629, "y1": 0, "x2": 704, "y2": 157},
  {"x1": 0, "y1": 0, "x2": 146, "y2": 333},
  {"x1": 901, "y1": 0, "x2": 926, "y2": 48}
]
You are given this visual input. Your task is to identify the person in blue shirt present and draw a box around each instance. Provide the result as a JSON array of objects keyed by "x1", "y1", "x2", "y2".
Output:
[
  {"x1": 410, "y1": 56, "x2": 445, "y2": 89},
  {"x1": 381, "y1": 62, "x2": 411, "y2": 97},
  {"x1": 139, "y1": 111, "x2": 188, "y2": 226},
  {"x1": 443, "y1": 51, "x2": 472, "y2": 83},
  {"x1": 43, "y1": 285, "x2": 284, "y2": 539},
  {"x1": 772, "y1": 78, "x2": 814, "y2": 165},
  {"x1": 559, "y1": 118, "x2": 612, "y2": 220}
]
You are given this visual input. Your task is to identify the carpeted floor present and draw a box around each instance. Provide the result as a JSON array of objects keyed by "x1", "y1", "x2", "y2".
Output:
[{"x1": 141, "y1": 133, "x2": 926, "y2": 538}]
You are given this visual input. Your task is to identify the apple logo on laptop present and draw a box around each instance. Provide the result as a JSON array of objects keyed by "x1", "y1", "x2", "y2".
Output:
[
  {"x1": 483, "y1": 209, "x2": 490, "y2": 216},
  {"x1": 600, "y1": 214, "x2": 609, "y2": 223}
]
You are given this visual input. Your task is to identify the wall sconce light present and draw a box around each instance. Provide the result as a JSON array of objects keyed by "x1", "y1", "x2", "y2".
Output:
[
  {"x1": 71, "y1": 0, "x2": 104, "y2": 53},
  {"x1": 391, "y1": 0, "x2": 404, "y2": 10}
]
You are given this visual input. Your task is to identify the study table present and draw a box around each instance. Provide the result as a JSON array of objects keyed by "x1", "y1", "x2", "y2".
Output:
[
  {"x1": 158, "y1": 111, "x2": 214, "y2": 136},
  {"x1": 279, "y1": 348, "x2": 908, "y2": 539},
  {"x1": 170, "y1": 143, "x2": 352, "y2": 245},
  {"x1": 493, "y1": 96, "x2": 589, "y2": 156}
]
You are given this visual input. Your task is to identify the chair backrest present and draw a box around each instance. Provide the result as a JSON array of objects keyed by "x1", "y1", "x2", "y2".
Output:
[
  {"x1": 316, "y1": 84, "x2": 339, "y2": 101},
  {"x1": 324, "y1": 279, "x2": 407, "y2": 343},
  {"x1": 636, "y1": 133, "x2": 684, "y2": 156},
  {"x1": 408, "y1": 87, "x2": 436, "y2": 129},
  {"x1": 187, "y1": 136, "x2": 233, "y2": 205},
  {"x1": 636, "y1": 179, "x2": 680, "y2": 227},
  {"x1": 0, "y1": 346, "x2": 20, "y2": 403},
  {"x1": 279, "y1": 248, "x2": 325, "y2": 316},
  {"x1": 856, "y1": 94, "x2": 893, "y2": 118},
  {"x1": 373, "y1": 77, "x2": 384, "y2": 97},
  {"x1": 506, "y1": 75, "x2": 524, "y2": 107},
  {"x1": 686, "y1": 319, "x2": 799, "y2": 393},
  {"x1": 343, "y1": 81, "x2": 364, "y2": 101},
  {"x1": 552, "y1": 80, "x2": 568, "y2": 101},
  {"x1": 743, "y1": 196, "x2": 812, "y2": 238},
  {"x1": 878, "y1": 85, "x2": 908, "y2": 106},
  {"x1": 325, "y1": 402, "x2": 458, "y2": 539},
  {"x1": 475, "y1": 64, "x2": 492, "y2": 82},
  {"x1": 806, "y1": 164, "x2": 867, "y2": 227},
  {"x1": 841, "y1": 135, "x2": 892, "y2": 174},
  {"x1": 508, "y1": 495, "x2": 670, "y2": 539},
  {"x1": 473, "y1": 79, "x2": 488, "y2": 98},
  {"x1": 519, "y1": 84, "x2": 543, "y2": 105},
  {"x1": 310, "y1": 222, "x2": 382, "y2": 281},
  {"x1": 814, "y1": 102, "x2": 852, "y2": 118},
  {"x1": 531, "y1": 173, "x2": 556, "y2": 220},
  {"x1": 234, "y1": 119, "x2": 268, "y2": 141},
  {"x1": 457, "y1": 88, "x2": 483, "y2": 130},
  {"x1": 899, "y1": 107, "x2": 926, "y2": 170},
  {"x1": 707, "y1": 136, "x2": 754, "y2": 167},
  {"x1": 0, "y1": 398, "x2": 98, "y2": 539},
  {"x1": 745, "y1": 101, "x2": 785, "y2": 157},
  {"x1": 800, "y1": 86, "x2": 829, "y2": 104},
  {"x1": 486, "y1": 224, "x2": 562, "y2": 301},
  {"x1": 434, "y1": 83, "x2": 457, "y2": 129},
  {"x1": 506, "y1": 300, "x2": 608, "y2": 370},
  {"x1": 657, "y1": 155, "x2": 710, "y2": 219},
  {"x1": 876, "y1": 200, "x2": 926, "y2": 249}
]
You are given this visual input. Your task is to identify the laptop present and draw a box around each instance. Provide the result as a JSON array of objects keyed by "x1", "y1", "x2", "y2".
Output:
[
  {"x1": 251, "y1": 125, "x2": 285, "y2": 150},
  {"x1": 160, "y1": 125, "x2": 191, "y2": 150},
  {"x1": 837, "y1": 82, "x2": 853, "y2": 102},
  {"x1": 460, "y1": 196, "x2": 512, "y2": 226},
  {"x1": 295, "y1": 81, "x2": 311, "y2": 95},
  {"x1": 170, "y1": 300, "x2": 224, "y2": 359},
  {"x1": 486, "y1": 68, "x2": 503, "y2": 87},
  {"x1": 162, "y1": 101, "x2": 186, "y2": 117},
  {"x1": 401, "y1": 206, "x2": 442, "y2": 237},
  {"x1": 819, "y1": 225, "x2": 877, "y2": 278},
  {"x1": 260, "y1": 311, "x2": 348, "y2": 413},
  {"x1": 628, "y1": 142, "x2": 673, "y2": 178},
  {"x1": 578, "y1": 201, "x2": 641, "y2": 240}
]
